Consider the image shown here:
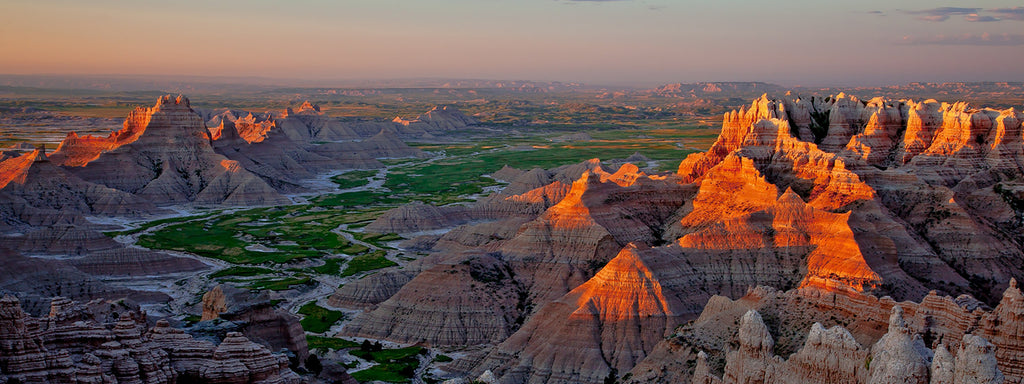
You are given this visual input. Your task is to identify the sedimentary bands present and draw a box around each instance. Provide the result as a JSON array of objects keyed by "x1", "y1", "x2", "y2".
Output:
[
  {"x1": 342, "y1": 93, "x2": 1024, "y2": 383},
  {"x1": 0, "y1": 295, "x2": 302, "y2": 384},
  {"x1": 2, "y1": 91, "x2": 1024, "y2": 383}
]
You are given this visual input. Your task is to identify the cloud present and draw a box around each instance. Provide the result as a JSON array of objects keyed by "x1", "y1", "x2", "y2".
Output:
[
  {"x1": 989, "y1": 6, "x2": 1024, "y2": 21},
  {"x1": 964, "y1": 14, "x2": 1000, "y2": 22},
  {"x1": 906, "y1": 7, "x2": 980, "y2": 22},
  {"x1": 900, "y1": 33, "x2": 1024, "y2": 46}
]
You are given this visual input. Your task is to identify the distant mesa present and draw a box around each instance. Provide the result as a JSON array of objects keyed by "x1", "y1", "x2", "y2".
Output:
[{"x1": 392, "y1": 105, "x2": 480, "y2": 135}]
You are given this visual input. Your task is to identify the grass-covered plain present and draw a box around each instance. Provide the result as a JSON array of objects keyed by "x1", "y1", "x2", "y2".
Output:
[
  {"x1": 341, "y1": 251, "x2": 398, "y2": 277},
  {"x1": 306, "y1": 335, "x2": 360, "y2": 351},
  {"x1": 243, "y1": 275, "x2": 312, "y2": 291},
  {"x1": 298, "y1": 302, "x2": 346, "y2": 333},
  {"x1": 330, "y1": 169, "x2": 379, "y2": 189},
  {"x1": 209, "y1": 266, "x2": 275, "y2": 278},
  {"x1": 137, "y1": 205, "x2": 373, "y2": 264},
  {"x1": 349, "y1": 346, "x2": 427, "y2": 384}
]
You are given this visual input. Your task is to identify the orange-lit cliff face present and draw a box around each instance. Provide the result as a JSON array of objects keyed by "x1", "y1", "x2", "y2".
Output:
[
  {"x1": 44, "y1": 95, "x2": 287, "y2": 206},
  {"x1": 677, "y1": 93, "x2": 1024, "y2": 301},
  {"x1": 0, "y1": 150, "x2": 39, "y2": 189},
  {"x1": 49, "y1": 95, "x2": 190, "y2": 167},
  {"x1": 345, "y1": 93, "x2": 1024, "y2": 384}
]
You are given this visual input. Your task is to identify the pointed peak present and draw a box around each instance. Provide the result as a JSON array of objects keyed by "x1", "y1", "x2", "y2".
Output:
[
  {"x1": 298, "y1": 100, "x2": 320, "y2": 113},
  {"x1": 738, "y1": 310, "x2": 774, "y2": 351},
  {"x1": 778, "y1": 187, "x2": 805, "y2": 204},
  {"x1": 1002, "y1": 278, "x2": 1022, "y2": 302},
  {"x1": 155, "y1": 94, "x2": 190, "y2": 109},
  {"x1": 596, "y1": 244, "x2": 649, "y2": 277},
  {"x1": 888, "y1": 305, "x2": 907, "y2": 331},
  {"x1": 577, "y1": 169, "x2": 592, "y2": 183}
]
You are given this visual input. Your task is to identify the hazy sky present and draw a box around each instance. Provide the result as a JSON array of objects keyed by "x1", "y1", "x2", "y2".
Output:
[{"x1": 1, "y1": 0, "x2": 1023, "y2": 86}]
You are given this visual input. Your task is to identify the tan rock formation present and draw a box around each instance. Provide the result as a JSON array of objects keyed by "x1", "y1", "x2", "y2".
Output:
[
  {"x1": 0, "y1": 149, "x2": 37, "y2": 189},
  {"x1": 693, "y1": 351, "x2": 724, "y2": 384},
  {"x1": 364, "y1": 203, "x2": 472, "y2": 233},
  {"x1": 0, "y1": 296, "x2": 302, "y2": 384},
  {"x1": 67, "y1": 248, "x2": 207, "y2": 277},
  {"x1": 978, "y1": 279, "x2": 1024, "y2": 379},
  {"x1": 202, "y1": 285, "x2": 228, "y2": 321},
  {"x1": 723, "y1": 310, "x2": 783, "y2": 383},
  {"x1": 473, "y1": 244, "x2": 686, "y2": 384},
  {"x1": 336, "y1": 94, "x2": 1024, "y2": 384},
  {"x1": 327, "y1": 270, "x2": 417, "y2": 310},
  {"x1": 392, "y1": 105, "x2": 479, "y2": 136},
  {"x1": 867, "y1": 306, "x2": 931, "y2": 384},
  {"x1": 340, "y1": 254, "x2": 520, "y2": 346},
  {"x1": 0, "y1": 248, "x2": 159, "y2": 314},
  {"x1": 953, "y1": 334, "x2": 1004, "y2": 384},
  {"x1": 626, "y1": 283, "x2": 1015, "y2": 384},
  {"x1": 276, "y1": 101, "x2": 359, "y2": 142},
  {"x1": 51, "y1": 95, "x2": 287, "y2": 206},
  {"x1": 195, "y1": 285, "x2": 308, "y2": 362}
]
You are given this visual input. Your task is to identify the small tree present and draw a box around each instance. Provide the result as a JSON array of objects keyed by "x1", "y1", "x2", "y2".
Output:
[
  {"x1": 305, "y1": 354, "x2": 323, "y2": 376},
  {"x1": 603, "y1": 368, "x2": 618, "y2": 384}
]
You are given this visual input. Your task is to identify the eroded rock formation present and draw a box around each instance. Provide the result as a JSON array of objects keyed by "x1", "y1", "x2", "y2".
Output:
[
  {"x1": 0, "y1": 296, "x2": 301, "y2": 384},
  {"x1": 344, "y1": 93, "x2": 1024, "y2": 384},
  {"x1": 627, "y1": 282, "x2": 1023, "y2": 384}
]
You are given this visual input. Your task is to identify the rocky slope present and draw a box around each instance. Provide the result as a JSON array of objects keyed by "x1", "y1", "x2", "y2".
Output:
[
  {"x1": 206, "y1": 102, "x2": 426, "y2": 191},
  {"x1": 51, "y1": 95, "x2": 288, "y2": 206},
  {"x1": 627, "y1": 280, "x2": 1023, "y2": 384},
  {"x1": 199, "y1": 284, "x2": 309, "y2": 363},
  {"x1": 392, "y1": 105, "x2": 480, "y2": 137},
  {"x1": 0, "y1": 96, "x2": 432, "y2": 319},
  {"x1": 339, "y1": 93, "x2": 1024, "y2": 383},
  {"x1": 0, "y1": 295, "x2": 302, "y2": 384},
  {"x1": 0, "y1": 248, "x2": 166, "y2": 316}
]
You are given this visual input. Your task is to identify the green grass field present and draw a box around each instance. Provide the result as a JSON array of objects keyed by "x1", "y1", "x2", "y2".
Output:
[
  {"x1": 341, "y1": 252, "x2": 398, "y2": 277},
  {"x1": 210, "y1": 266, "x2": 275, "y2": 278},
  {"x1": 298, "y1": 302, "x2": 346, "y2": 333},
  {"x1": 306, "y1": 335, "x2": 360, "y2": 351},
  {"x1": 349, "y1": 346, "x2": 426, "y2": 383},
  {"x1": 331, "y1": 169, "x2": 379, "y2": 189},
  {"x1": 244, "y1": 275, "x2": 313, "y2": 291},
  {"x1": 137, "y1": 204, "x2": 374, "y2": 264}
]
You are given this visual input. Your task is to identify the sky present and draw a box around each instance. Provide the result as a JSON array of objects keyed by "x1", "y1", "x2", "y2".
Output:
[{"x1": 1, "y1": 0, "x2": 1023, "y2": 86}]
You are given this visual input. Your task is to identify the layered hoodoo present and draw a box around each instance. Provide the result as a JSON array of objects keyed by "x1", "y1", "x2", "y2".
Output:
[
  {"x1": 0, "y1": 296, "x2": 301, "y2": 384},
  {"x1": 51, "y1": 95, "x2": 288, "y2": 206},
  {"x1": 626, "y1": 282, "x2": 1023, "y2": 384},
  {"x1": 343, "y1": 93, "x2": 1024, "y2": 383}
]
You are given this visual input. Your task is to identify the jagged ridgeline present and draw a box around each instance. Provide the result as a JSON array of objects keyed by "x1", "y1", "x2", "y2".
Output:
[
  {"x1": 1, "y1": 91, "x2": 1023, "y2": 384},
  {"x1": 333, "y1": 93, "x2": 1024, "y2": 383},
  {"x1": 0, "y1": 295, "x2": 304, "y2": 384},
  {"x1": 0, "y1": 94, "x2": 480, "y2": 384}
]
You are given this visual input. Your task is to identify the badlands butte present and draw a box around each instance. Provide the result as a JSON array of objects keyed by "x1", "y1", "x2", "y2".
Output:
[{"x1": 1, "y1": 88, "x2": 1023, "y2": 384}]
